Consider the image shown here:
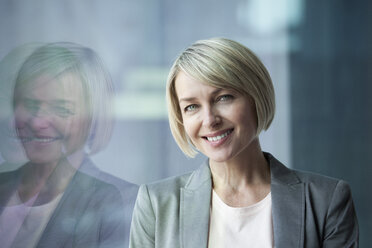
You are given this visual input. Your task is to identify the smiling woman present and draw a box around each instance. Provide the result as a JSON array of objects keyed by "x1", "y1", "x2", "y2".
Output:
[
  {"x1": 0, "y1": 42, "x2": 137, "y2": 248},
  {"x1": 129, "y1": 38, "x2": 359, "y2": 248},
  {"x1": 14, "y1": 72, "x2": 90, "y2": 165}
]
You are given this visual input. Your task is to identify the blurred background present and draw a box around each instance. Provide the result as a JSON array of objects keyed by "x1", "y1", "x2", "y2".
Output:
[{"x1": 0, "y1": 0, "x2": 370, "y2": 245}]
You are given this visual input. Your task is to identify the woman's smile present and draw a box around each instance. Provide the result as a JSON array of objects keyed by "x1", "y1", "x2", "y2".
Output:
[
  {"x1": 202, "y1": 128, "x2": 233, "y2": 146},
  {"x1": 19, "y1": 135, "x2": 62, "y2": 144}
]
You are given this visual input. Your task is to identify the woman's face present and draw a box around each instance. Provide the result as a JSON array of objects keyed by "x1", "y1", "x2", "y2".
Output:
[
  {"x1": 175, "y1": 71, "x2": 258, "y2": 163},
  {"x1": 14, "y1": 73, "x2": 90, "y2": 165}
]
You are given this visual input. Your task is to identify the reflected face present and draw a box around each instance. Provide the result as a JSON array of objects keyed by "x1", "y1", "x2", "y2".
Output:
[
  {"x1": 14, "y1": 73, "x2": 90, "y2": 165},
  {"x1": 175, "y1": 72, "x2": 258, "y2": 163}
]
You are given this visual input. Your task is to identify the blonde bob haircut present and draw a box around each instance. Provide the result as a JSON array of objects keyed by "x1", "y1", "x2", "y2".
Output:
[
  {"x1": 166, "y1": 37, "x2": 275, "y2": 157},
  {"x1": 14, "y1": 42, "x2": 114, "y2": 155}
]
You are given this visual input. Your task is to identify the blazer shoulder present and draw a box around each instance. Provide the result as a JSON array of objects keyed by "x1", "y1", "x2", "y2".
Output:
[
  {"x1": 291, "y1": 169, "x2": 358, "y2": 245},
  {"x1": 79, "y1": 158, "x2": 139, "y2": 199},
  {"x1": 293, "y1": 169, "x2": 349, "y2": 190},
  {"x1": 291, "y1": 169, "x2": 354, "y2": 207},
  {"x1": 145, "y1": 171, "x2": 194, "y2": 196},
  {"x1": 268, "y1": 152, "x2": 343, "y2": 191},
  {"x1": 137, "y1": 170, "x2": 200, "y2": 211}
]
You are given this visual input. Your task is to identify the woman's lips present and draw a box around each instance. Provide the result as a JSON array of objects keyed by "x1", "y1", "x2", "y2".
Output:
[
  {"x1": 202, "y1": 128, "x2": 233, "y2": 146},
  {"x1": 19, "y1": 136, "x2": 61, "y2": 144}
]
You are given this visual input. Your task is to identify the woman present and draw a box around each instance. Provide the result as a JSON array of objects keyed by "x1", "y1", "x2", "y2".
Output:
[
  {"x1": 0, "y1": 42, "x2": 137, "y2": 248},
  {"x1": 130, "y1": 38, "x2": 359, "y2": 247}
]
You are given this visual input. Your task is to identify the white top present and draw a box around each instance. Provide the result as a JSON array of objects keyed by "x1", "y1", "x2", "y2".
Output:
[
  {"x1": 208, "y1": 190, "x2": 274, "y2": 248},
  {"x1": 0, "y1": 191, "x2": 63, "y2": 248}
]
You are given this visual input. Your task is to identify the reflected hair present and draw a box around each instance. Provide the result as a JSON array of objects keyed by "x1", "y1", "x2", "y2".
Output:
[
  {"x1": 0, "y1": 43, "x2": 43, "y2": 164},
  {"x1": 166, "y1": 37, "x2": 275, "y2": 157},
  {"x1": 14, "y1": 42, "x2": 114, "y2": 155},
  {"x1": 0, "y1": 43, "x2": 42, "y2": 122}
]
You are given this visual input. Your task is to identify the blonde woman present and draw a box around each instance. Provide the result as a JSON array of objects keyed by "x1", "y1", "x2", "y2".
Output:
[
  {"x1": 130, "y1": 38, "x2": 358, "y2": 247},
  {"x1": 0, "y1": 42, "x2": 137, "y2": 247}
]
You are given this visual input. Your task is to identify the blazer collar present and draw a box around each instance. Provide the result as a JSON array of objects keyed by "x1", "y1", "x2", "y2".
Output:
[
  {"x1": 183, "y1": 153, "x2": 302, "y2": 188},
  {"x1": 180, "y1": 153, "x2": 305, "y2": 248},
  {"x1": 267, "y1": 153, "x2": 305, "y2": 247},
  {"x1": 36, "y1": 169, "x2": 92, "y2": 247},
  {"x1": 180, "y1": 160, "x2": 211, "y2": 248},
  {"x1": 0, "y1": 166, "x2": 23, "y2": 214}
]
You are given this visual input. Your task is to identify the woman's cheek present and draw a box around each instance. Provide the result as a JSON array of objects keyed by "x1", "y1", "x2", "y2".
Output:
[{"x1": 14, "y1": 107, "x2": 29, "y2": 130}]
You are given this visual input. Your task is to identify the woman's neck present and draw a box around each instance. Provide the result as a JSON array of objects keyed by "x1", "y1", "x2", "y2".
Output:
[
  {"x1": 209, "y1": 140, "x2": 271, "y2": 207},
  {"x1": 18, "y1": 158, "x2": 78, "y2": 204}
]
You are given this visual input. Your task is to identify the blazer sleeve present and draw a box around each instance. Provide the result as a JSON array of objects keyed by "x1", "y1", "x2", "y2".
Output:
[
  {"x1": 130, "y1": 184, "x2": 156, "y2": 248},
  {"x1": 323, "y1": 180, "x2": 359, "y2": 247}
]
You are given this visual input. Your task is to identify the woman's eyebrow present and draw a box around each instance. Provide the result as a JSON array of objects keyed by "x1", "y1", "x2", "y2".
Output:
[
  {"x1": 179, "y1": 97, "x2": 197, "y2": 103},
  {"x1": 179, "y1": 89, "x2": 224, "y2": 103},
  {"x1": 211, "y1": 88, "x2": 223, "y2": 95},
  {"x1": 51, "y1": 99, "x2": 76, "y2": 106}
]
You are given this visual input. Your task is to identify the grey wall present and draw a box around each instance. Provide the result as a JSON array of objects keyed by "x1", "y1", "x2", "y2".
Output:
[{"x1": 290, "y1": 0, "x2": 372, "y2": 246}]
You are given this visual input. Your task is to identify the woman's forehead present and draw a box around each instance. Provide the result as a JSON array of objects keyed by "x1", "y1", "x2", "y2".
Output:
[{"x1": 16, "y1": 72, "x2": 86, "y2": 102}]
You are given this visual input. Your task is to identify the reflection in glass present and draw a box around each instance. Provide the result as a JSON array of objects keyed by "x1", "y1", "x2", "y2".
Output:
[{"x1": 0, "y1": 42, "x2": 137, "y2": 247}]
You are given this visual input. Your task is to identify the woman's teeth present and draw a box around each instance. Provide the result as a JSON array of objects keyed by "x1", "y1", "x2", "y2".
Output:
[
  {"x1": 206, "y1": 129, "x2": 232, "y2": 142},
  {"x1": 21, "y1": 137, "x2": 58, "y2": 143}
]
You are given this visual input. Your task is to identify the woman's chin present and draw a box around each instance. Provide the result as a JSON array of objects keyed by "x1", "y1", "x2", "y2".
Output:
[
  {"x1": 25, "y1": 153, "x2": 62, "y2": 166},
  {"x1": 206, "y1": 152, "x2": 233, "y2": 164}
]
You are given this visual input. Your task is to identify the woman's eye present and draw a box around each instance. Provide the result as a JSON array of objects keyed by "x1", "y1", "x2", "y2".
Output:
[
  {"x1": 217, "y1": 94, "x2": 234, "y2": 102},
  {"x1": 24, "y1": 100, "x2": 40, "y2": 114},
  {"x1": 184, "y1": 104, "x2": 197, "y2": 112},
  {"x1": 53, "y1": 106, "x2": 75, "y2": 118}
]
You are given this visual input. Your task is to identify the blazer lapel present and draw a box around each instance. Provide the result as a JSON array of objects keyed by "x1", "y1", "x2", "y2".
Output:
[
  {"x1": 0, "y1": 167, "x2": 22, "y2": 215},
  {"x1": 267, "y1": 154, "x2": 305, "y2": 247},
  {"x1": 180, "y1": 161, "x2": 212, "y2": 248},
  {"x1": 36, "y1": 170, "x2": 87, "y2": 247}
]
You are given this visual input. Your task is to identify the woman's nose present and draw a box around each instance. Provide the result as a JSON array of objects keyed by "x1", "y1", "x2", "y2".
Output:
[
  {"x1": 202, "y1": 107, "x2": 221, "y2": 128},
  {"x1": 29, "y1": 109, "x2": 52, "y2": 130}
]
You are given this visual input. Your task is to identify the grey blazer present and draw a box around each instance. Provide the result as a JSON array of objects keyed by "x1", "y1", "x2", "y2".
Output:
[
  {"x1": 0, "y1": 159, "x2": 138, "y2": 248},
  {"x1": 130, "y1": 153, "x2": 358, "y2": 248}
]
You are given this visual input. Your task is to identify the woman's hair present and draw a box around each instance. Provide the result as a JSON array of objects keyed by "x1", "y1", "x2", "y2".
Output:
[
  {"x1": 14, "y1": 42, "x2": 114, "y2": 155},
  {"x1": 166, "y1": 37, "x2": 275, "y2": 157},
  {"x1": 0, "y1": 43, "x2": 42, "y2": 125},
  {"x1": 0, "y1": 43, "x2": 43, "y2": 163}
]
